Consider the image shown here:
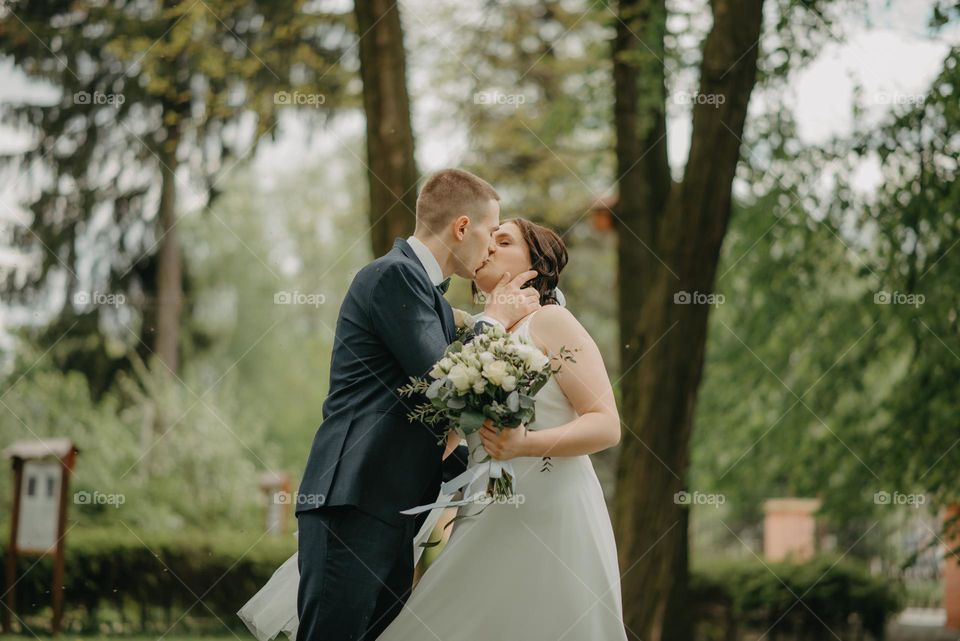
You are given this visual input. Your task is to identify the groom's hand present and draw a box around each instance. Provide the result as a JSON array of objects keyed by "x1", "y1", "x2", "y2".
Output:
[
  {"x1": 480, "y1": 420, "x2": 529, "y2": 460},
  {"x1": 483, "y1": 269, "x2": 541, "y2": 327}
]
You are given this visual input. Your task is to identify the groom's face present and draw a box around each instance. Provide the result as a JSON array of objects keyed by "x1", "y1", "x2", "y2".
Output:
[{"x1": 452, "y1": 198, "x2": 501, "y2": 279}]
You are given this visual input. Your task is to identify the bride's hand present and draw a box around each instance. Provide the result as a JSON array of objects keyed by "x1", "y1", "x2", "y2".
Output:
[
  {"x1": 479, "y1": 419, "x2": 530, "y2": 460},
  {"x1": 483, "y1": 270, "x2": 541, "y2": 327}
]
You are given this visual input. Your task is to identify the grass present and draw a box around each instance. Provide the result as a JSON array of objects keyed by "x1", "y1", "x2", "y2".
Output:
[{"x1": 3, "y1": 631, "x2": 255, "y2": 641}]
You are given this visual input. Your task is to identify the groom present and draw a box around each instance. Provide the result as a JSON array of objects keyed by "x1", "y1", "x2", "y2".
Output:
[{"x1": 295, "y1": 168, "x2": 541, "y2": 641}]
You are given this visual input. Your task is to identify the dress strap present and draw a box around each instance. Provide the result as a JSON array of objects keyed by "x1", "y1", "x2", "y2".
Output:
[{"x1": 511, "y1": 309, "x2": 539, "y2": 336}]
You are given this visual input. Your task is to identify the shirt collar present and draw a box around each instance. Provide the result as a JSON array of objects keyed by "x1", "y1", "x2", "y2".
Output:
[{"x1": 405, "y1": 236, "x2": 445, "y2": 287}]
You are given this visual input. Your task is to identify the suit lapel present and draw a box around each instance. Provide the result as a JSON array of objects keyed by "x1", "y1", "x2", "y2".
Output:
[
  {"x1": 394, "y1": 238, "x2": 456, "y2": 344},
  {"x1": 438, "y1": 297, "x2": 455, "y2": 343}
]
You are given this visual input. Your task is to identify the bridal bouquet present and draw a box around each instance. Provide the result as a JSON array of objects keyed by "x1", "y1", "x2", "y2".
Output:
[{"x1": 398, "y1": 317, "x2": 573, "y2": 503}]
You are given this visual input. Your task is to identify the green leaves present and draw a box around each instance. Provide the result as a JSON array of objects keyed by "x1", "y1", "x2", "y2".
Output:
[
  {"x1": 458, "y1": 410, "x2": 487, "y2": 435},
  {"x1": 0, "y1": 0, "x2": 353, "y2": 372},
  {"x1": 506, "y1": 390, "x2": 520, "y2": 412},
  {"x1": 425, "y1": 378, "x2": 443, "y2": 399}
]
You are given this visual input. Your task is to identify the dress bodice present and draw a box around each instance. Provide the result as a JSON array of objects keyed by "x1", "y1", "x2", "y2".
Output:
[{"x1": 510, "y1": 310, "x2": 578, "y2": 431}]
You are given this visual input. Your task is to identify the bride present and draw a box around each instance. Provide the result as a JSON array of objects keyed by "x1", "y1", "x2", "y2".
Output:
[{"x1": 239, "y1": 218, "x2": 627, "y2": 640}]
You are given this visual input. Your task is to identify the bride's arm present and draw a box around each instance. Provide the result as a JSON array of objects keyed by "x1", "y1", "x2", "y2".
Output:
[
  {"x1": 443, "y1": 431, "x2": 462, "y2": 459},
  {"x1": 479, "y1": 305, "x2": 620, "y2": 459}
]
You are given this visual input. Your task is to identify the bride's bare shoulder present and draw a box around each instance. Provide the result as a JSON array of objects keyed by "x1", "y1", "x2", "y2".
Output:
[
  {"x1": 532, "y1": 303, "x2": 576, "y2": 325},
  {"x1": 529, "y1": 304, "x2": 586, "y2": 345}
]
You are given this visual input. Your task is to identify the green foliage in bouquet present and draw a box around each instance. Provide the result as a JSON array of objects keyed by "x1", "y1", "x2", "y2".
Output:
[{"x1": 398, "y1": 324, "x2": 575, "y2": 444}]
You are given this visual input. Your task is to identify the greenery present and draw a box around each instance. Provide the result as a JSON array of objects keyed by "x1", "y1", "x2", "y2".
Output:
[
  {"x1": 689, "y1": 43, "x2": 960, "y2": 556},
  {"x1": 1, "y1": 0, "x2": 957, "y2": 638},
  {"x1": 2, "y1": 526, "x2": 900, "y2": 640},
  {"x1": 690, "y1": 556, "x2": 904, "y2": 641},
  {"x1": 0, "y1": 525, "x2": 294, "y2": 635}
]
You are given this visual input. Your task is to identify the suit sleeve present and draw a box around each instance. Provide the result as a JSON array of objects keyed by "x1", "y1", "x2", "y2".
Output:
[
  {"x1": 441, "y1": 444, "x2": 469, "y2": 482},
  {"x1": 369, "y1": 263, "x2": 450, "y2": 379}
]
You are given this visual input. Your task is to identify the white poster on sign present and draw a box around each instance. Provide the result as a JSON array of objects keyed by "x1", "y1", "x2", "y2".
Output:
[{"x1": 16, "y1": 460, "x2": 62, "y2": 553}]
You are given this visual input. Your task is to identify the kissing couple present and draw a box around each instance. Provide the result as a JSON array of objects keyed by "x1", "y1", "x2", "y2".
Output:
[{"x1": 239, "y1": 168, "x2": 627, "y2": 640}]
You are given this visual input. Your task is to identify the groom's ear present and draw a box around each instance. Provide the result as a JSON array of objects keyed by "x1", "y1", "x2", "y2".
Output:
[{"x1": 452, "y1": 214, "x2": 470, "y2": 241}]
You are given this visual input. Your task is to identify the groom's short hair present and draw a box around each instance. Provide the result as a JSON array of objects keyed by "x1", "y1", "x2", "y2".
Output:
[{"x1": 415, "y1": 169, "x2": 500, "y2": 234}]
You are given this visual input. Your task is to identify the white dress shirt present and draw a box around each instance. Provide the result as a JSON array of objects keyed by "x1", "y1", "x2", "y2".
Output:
[{"x1": 405, "y1": 235, "x2": 445, "y2": 287}]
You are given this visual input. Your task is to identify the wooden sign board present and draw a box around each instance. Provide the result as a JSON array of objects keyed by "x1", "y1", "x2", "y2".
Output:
[
  {"x1": 2, "y1": 438, "x2": 78, "y2": 635},
  {"x1": 16, "y1": 460, "x2": 63, "y2": 553}
]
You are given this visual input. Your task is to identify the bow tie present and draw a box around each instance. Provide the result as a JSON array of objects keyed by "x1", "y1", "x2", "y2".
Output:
[{"x1": 436, "y1": 277, "x2": 451, "y2": 295}]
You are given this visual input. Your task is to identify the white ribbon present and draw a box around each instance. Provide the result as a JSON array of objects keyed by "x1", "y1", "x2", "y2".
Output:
[{"x1": 399, "y1": 459, "x2": 517, "y2": 516}]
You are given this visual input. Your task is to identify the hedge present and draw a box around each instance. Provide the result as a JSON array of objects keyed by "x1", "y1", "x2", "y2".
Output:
[
  {"x1": 689, "y1": 556, "x2": 904, "y2": 641},
  {"x1": 2, "y1": 527, "x2": 903, "y2": 639},
  {"x1": 1, "y1": 525, "x2": 295, "y2": 634}
]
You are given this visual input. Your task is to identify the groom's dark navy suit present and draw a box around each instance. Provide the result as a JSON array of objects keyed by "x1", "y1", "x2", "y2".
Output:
[{"x1": 296, "y1": 238, "x2": 471, "y2": 641}]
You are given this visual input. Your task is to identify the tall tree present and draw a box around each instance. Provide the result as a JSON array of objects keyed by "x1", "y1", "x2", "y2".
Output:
[
  {"x1": 840, "y1": 45, "x2": 960, "y2": 510},
  {"x1": 354, "y1": 0, "x2": 419, "y2": 257},
  {"x1": 611, "y1": 0, "x2": 765, "y2": 637},
  {"x1": 0, "y1": 0, "x2": 349, "y2": 381}
]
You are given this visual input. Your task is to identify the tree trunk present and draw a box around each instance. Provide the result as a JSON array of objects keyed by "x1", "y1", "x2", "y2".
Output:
[
  {"x1": 154, "y1": 137, "x2": 182, "y2": 376},
  {"x1": 612, "y1": 0, "x2": 765, "y2": 639},
  {"x1": 660, "y1": 498, "x2": 692, "y2": 641},
  {"x1": 355, "y1": 0, "x2": 419, "y2": 258}
]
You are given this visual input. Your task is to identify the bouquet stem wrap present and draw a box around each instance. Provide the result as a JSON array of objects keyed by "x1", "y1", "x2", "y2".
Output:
[{"x1": 399, "y1": 458, "x2": 517, "y2": 516}]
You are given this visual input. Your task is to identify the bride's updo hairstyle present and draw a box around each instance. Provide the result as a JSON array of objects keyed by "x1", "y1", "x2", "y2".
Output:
[{"x1": 474, "y1": 218, "x2": 568, "y2": 306}]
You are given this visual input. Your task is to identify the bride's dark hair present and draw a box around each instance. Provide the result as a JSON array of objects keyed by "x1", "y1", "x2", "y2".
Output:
[{"x1": 472, "y1": 217, "x2": 568, "y2": 306}]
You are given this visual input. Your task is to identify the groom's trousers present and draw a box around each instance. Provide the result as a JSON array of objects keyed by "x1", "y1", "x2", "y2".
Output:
[{"x1": 296, "y1": 505, "x2": 416, "y2": 641}]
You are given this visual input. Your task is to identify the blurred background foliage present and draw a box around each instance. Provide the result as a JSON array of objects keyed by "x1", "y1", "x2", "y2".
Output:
[{"x1": 0, "y1": 0, "x2": 958, "y2": 637}]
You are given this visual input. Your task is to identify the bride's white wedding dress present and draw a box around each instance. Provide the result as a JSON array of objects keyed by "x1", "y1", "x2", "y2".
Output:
[
  {"x1": 375, "y1": 311, "x2": 627, "y2": 640},
  {"x1": 238, "y1": 311, "x2": 627, "y2": 640}
]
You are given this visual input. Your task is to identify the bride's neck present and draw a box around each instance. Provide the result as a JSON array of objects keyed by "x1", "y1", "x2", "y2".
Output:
[{"x1": 506, "y1": 309, "x2": 538, "y2": 333}]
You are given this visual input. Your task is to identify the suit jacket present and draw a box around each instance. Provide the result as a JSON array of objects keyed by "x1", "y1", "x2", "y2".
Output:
[{"x1": 297, "y1": 238, "x2": 468, "y2": 527}]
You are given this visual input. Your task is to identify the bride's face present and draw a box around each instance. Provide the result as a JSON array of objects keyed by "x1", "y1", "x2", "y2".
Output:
[{"x1": 474, "y1": 222, "x2": 532, "y2": 293}]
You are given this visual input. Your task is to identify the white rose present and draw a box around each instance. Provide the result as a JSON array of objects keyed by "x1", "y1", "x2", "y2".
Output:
[
  {"x1": 501, "y1": 375, "x2": 517, "y2": 392},
  {"x1": 518, "y1": 344, "x2": 549, "y2": 370},
  {"x1": 482, "y1": 360, "x2": 508, "y2": 385},
  {"x1": 479, "y1": 351, "x2": 495, "y2": 364},
  {"x1": 530, "y1": 350, "x2": 550, "y2": 370},
  {"x1": 447, "y1": 364, "x2": 473, "y2": 392},
  {"x1": 472, "y1": 379, "x2": 487, "y2": 394},
  {"x1": 452, "y1": 308, "x2": 476, "y2": 328}
]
